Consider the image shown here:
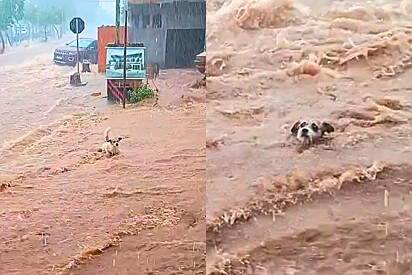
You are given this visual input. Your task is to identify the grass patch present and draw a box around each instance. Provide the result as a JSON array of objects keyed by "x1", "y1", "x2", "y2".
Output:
[{"x1": 128, "y1": 84, "x2": 154, "y2": 103}]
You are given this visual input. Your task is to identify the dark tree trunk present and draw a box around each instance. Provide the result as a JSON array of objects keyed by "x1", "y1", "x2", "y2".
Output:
[
  {"x1": 43, "y1": 25, "x2": 48, "y2": 42},
  {"x1": 53, "y1": 25, "x2": 61, "y2": 39},
  {"x1": 0, "y1": 33, "x2": 5, "y2": 54},
  {"x1": 0, "y1": 31, "x2": 5, "y2": 54},
  {"x1": 35, "y1": 25, "x2": 39, "y2": 40},
  {"x1": 5, "y1": 31, "x2": 13, "y2": 47},
  {"x1": 28, "y1": 24, "x2": 32, "y2": 42}
]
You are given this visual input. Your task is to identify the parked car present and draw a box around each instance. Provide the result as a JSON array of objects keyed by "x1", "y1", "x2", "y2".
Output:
[{"x1": 53, "y1": 38, "x2": 98, "y2": 67}]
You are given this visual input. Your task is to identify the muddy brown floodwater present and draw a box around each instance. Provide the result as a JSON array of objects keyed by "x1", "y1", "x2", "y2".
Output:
[
  {"x1": 0, "y1": 46, "x2": 206, "y2": 274},
  {"x1": 206, "y1": 0, "x2": 412, "y2": 273}
]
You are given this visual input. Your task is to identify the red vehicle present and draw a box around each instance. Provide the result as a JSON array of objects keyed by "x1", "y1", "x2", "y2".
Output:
[{"x1": 53, "y1": 38, "x2": 98, "y2": 67}]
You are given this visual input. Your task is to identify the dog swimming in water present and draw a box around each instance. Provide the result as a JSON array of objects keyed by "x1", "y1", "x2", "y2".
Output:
[{"x1": 290, "y1": 120, "x2": 334, "y2": 147}]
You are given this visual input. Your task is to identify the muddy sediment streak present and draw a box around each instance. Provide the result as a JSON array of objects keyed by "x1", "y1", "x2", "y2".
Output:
[
  {"x1": 207, "y1": 164, "x2": 412, "y2": 274},
  {"x1": 206, "y1": 162, "x2": 386, "y2": 244},
  {"x1": 210, "y1": 216, "x2": 412, "y2": 274},
  {"x1": 0, "y1": 48, "x2": 206, "y2": 274}
]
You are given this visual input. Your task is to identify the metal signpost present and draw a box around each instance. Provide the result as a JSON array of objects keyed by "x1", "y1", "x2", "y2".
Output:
[
  {"x1": 115, "y1": 0, "x2": 120, "y2": 45},
  {"x1": 69, "y1": 17, "x2": 85, "y2": 75},
  {"x1": 122, "y1": 10, "x2": 128, "y2": 109}
]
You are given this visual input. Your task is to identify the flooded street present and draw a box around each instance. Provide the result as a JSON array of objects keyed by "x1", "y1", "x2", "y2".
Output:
[
  {"x1": 0, "y1": 57, "x2": 97, "y2": 147},
  {"x1": 0, "y1": 37, "x2": 71, "y2": 67},
  {"x1": 0, "y1": 47, "x2": 112, "y2": 177},
  {"x1": 6, "y1": 0, "x2": 412, "y2": 272},
  {"x1": 206, "y1": 0, "x2": 412, "y2": 273},
  {"x1": 0, "y1": 44, "x2": 206, "y2": 274}
]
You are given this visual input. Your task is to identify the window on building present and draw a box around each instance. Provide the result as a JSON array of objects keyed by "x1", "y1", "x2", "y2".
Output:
[
  {"x1": 142, "y1": 15, "x2": 150, "y2": 29},
  {"x1": 152, "y1": 14, "x2": 162, "y2": 29}
]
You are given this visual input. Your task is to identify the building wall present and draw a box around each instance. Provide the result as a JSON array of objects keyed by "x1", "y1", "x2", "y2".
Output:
[
  {"x1": 129, "y1": 0, "x2": 206, "y2": 68},
  {"x1": 97, "y1": 26, "x2": 129, "y2": 73}
]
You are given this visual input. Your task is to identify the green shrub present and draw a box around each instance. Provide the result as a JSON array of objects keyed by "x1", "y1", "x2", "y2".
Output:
[{"x1": 128, "y1": 84, "x2": 154, "y2": 103}]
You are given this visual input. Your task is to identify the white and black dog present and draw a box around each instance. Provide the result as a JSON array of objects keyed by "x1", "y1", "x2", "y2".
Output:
[
  {"x1": 98, "y1": 127, "x2": 122, "y2": 157},
  {"x1": 291, "y1": 120, "x2": 334, "y2": 147}
]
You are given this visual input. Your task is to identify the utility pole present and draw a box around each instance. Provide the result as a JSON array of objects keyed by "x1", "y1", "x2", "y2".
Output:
[
  {"x1": 122, "y1": 9, "x2": 128, "y2": 109},
  {"x1": 115, "y1": 0, "x2": 120, "y2": 44}
]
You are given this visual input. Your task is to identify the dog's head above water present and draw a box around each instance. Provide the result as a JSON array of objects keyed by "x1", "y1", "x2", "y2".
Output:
[
  {"x1": 291, "y1": 120, "x2": 334, "y2": 145},
  {"x1": 109, "y1": 137, "x2": 123, "y2": 147}
]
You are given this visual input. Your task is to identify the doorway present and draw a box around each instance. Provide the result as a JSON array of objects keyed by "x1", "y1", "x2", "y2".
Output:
[{"x1": 165, "y1": 28, "x2": 205, "y2": 69}]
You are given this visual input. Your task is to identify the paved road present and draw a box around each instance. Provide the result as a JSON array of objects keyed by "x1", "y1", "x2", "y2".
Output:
[{"x1": 0, "y1": 35, "x2": 72, "y2": 66}]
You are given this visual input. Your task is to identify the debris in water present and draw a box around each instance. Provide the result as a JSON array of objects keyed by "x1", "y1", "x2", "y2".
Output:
[
  {"x1": 0, "y1": 183, "x2": 11, "y2": 192},
  {"x1": 91, "y1": 92, "x2": 102, "y2": 97},
  {"x1": 286, "y1": 54, "x2": 322, "y2": 80},
  {"x1": 82, "y1": 248, "x2": 104, "y2": 256}
]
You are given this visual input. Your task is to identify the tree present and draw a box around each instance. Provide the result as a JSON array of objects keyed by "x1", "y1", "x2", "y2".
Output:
[
  {"x1": 0, "y1": 0, "x2": 25, "y2": 54},
  {"x1": 24, "y1": 1, "x2": 65, "y2": 41},
  {"x1": 37, "y1": 6, "x2": 53, "y2": 41},
  {"x1": 48, "y1": 6, "x2": 64, "y2": 39},
  {"x1": 24, "y1": 2, "x2": 39, "y2": 40}
]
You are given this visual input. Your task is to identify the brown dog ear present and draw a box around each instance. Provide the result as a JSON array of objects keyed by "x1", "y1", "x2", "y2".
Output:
[
  {"x1": 320, "y1": 122, "x2": 334, "y2": 134},
  {"x1": 291, "y1": 121, "x2": 301, "y2": 134}
]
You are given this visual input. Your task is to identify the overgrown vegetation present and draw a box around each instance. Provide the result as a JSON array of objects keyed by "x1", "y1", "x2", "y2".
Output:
[
  {"x1": 24, "y1": 1, "x2": 66, "y2": 42},
  {"x1": 0, "y1": 0, "x2": 68, "y2": 53},
  {"x1": 0, "y1": 0, "x2": 111, "y2": 54},
  {"x1": 128, "y1": 85, "x2": 155, "y2": 103},
  {"x1": 0, "y1": 0, "x2": 25, "y2": 53}
]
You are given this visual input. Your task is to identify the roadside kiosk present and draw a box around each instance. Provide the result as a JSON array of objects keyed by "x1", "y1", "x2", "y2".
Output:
[{"x1": 105, "y1": 43, "x2": 146, "y2": 103}]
